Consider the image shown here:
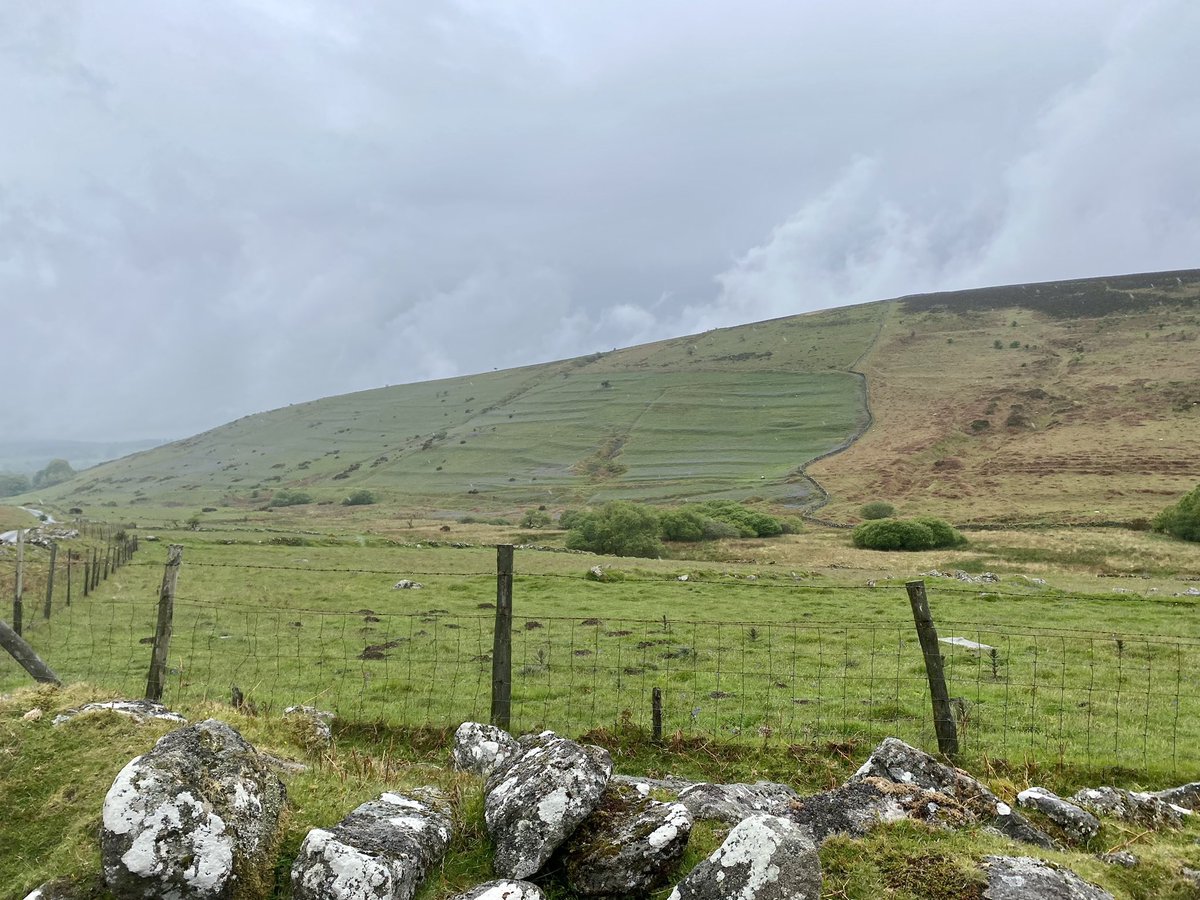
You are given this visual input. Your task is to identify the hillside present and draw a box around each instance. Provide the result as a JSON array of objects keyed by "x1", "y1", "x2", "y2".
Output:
[{"x1": 23, "y1": 269, "x2": 1200, "y2": 524}]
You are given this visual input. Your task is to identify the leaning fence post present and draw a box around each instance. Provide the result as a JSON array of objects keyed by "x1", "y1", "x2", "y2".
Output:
[
  {"x1": 13, "y1": 527, "x2": 24, "y2": 637},
  {"x1": 43, "y1": 542, "x2": 57, "y2": 620},
  {"x1": 0, "y1": 618, "x2": 61, "y2": 685},
  {"x1": 145, "y1": 544, "x2": 183, "y2": 702},
  {"x1": 906, "y1": 580, "x2": 959, "y2": 757},
  {"x1": 491, "y1": 544, "x2": 514, "y2": 729}
]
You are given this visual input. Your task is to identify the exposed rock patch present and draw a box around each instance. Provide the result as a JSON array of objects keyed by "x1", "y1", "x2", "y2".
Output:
[
  {"x1": 453, "y1": 721, "x2": 519, "y2": 778},
  {"x1": 53, "y1": 700, "x2": 187, "y2": 727},
  {"x1": 676, "y1": 780, "x2": 801, "y2": 824},
  {"x1": 1069, "y1": 786, "x2": 1191, "y2": 828},
  {"x1": 668, "y1": 814, "x2": 820, "y2": 900},
  {"x1": 1017, "y1": 787, "x2": 1100, "y2": 843},
  {"x1": 449, "y1": 881, "x2": 546, "y2": 900},
  {"x1": 981, "y1": 855, "x2": 1114, "y2": 899}
]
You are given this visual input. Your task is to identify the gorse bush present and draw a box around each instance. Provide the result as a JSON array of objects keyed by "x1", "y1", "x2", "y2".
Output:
[
  {"x1": 852, "y1": 517, "x2": 966, "y2": 551},
  {"x1": 859, "y1": 501, "x2": 895, "y2": 520},
  {"x1": 1154, "y1": 484, "x2": 1200, "y2": 542},
  {"x1": 565, "y1": 500, "x2": 796, "y2": 554},
  {"x1": 270, "y1": 488, "x2": 313, "y2": 507},
  {"x1": 565, "y1": 501, "x2": 663, "y2": 558}
]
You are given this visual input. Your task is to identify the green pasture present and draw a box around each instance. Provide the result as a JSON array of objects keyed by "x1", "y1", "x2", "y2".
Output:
[{"x1": 7, "y1": 533, "x2": 1199, "y2": 781}]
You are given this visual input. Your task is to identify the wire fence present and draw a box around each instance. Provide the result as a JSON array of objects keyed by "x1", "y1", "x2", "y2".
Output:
[{"x1": 3, "y1": 541, "x2": 1199, "y2": 777}]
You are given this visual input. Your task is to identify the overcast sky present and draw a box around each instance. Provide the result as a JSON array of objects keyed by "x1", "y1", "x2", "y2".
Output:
[{"x1": 3, "y1": 1, "x2": 1197, "y2": 443}]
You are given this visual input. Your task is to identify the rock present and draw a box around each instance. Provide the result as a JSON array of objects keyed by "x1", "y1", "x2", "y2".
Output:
[
  {"x1": 53, "y1": 699, "x2": 187, "y2": 727},
  {"x1": 282, "y1": 705, "x2": 335, "y2": 748},
  {"x1": 101, "y1": 719, "x2": 286, "y2": 899},
  {"x1": 981, "y1": 855, "x2": 1114, "y2": 899},
  {"x1": 1017, "y1": 787, "x2": 1101, "y2": 843},
  {"x1": 485, "y1": 730, "x2": 612, "y2": 879},
  {"x1": 564, "y1": 781, "x2": 693, "y2": 896},
  {"x1": 852, "y1": 737, "x2": 1054, "y2": 847},
  {"x1": 452, "y1": 721, "x2": 519, "y2": 778},
  {"x1": 789, "y1": 777, "x2": 973, "y2": 843},
  {"x1": 676, "y1": 781, "x2": 801, "y2": 824},
  {"x1": 1149, "y1": 782, "x2": 1200, "y2": 810},
  {"x1": 1069, "y1": 787, "x2": 1191, "y2": 828},
  {"x1": 22, "y1": 708, "x2": 43, "y2": 721},
  {"x1": 668, "y1": 814, "x2": 820, "y2": 900},
  {"x1": 1097, "y1": 850, "x2": 1137, "y2": 867},
  {"x1": 292, "y1": 789, "x2": 451, "y2": 900},
  {"x1": 449, "y1": 882, "x2": 546, "y2": 900},
  {"x1": 19, "y1": 880, "x2": 97, "y2": 900},
  {"x1": 393, "y1": 580, "x2": 423, "y2": 589}
]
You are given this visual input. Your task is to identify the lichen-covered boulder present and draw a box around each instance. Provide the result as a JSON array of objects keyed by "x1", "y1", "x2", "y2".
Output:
[
  {"x1": 1069, "y1": 787, "x2": 1191, "y2": 828},
  {"x1": 449, "y1": 881, "x2": 546, "y2": 900},
  {"x1": 1017, "y1": 787, "x2": 1100, "y2": 844},
  {"x1": 291, "y1": 789, "x2": 452, "y2": 900},
  {"x1": 852, "y1": 737, "x2": 1053, "y2": 847},
  {"x1": 53, "y1": 699, "x2": 187, "y2": 727},
  {"x1": 564, "y1": 781, "x2": 693, "y2": 896},
  {"x1": 1149, "y1": 782, "x2": 1200, "y2": 810},
  {"x1": 789, "y1": 777, "x2": 974, "y2": 843},
  {"x1": 981, "y1": 856, "x2": 1114, "y2": 899},
  {"x1": 282, "y1": 705, "x2": 335, "y2": 749},
  {"x1": 676, "y1": 781, "x2": 801, "y2": 824},
  {"x1": 452, "y1": 722, "x2": 518, "y2": 778},
  {"x1": 668, "y1": 814, "x2": 819, "y2": 900},
  {"x1": 101, "y1": 719, "x2": 286, "y2": 899},
  {"x1": 485, "y1": 730, "x2": 612, "y2": 879}
]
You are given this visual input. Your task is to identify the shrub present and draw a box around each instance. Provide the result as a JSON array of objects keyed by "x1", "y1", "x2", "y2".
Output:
[
  {"x1": 565, "y1": 501, "x2": 663, "y2": 558},
  {"x1": 859, "y1": 501, "x2": 895, "y2": 520},
  {"x1": 270, "y1": 488, "x2": 313, "y2": 507},
  {"x1": 660, "y1": 509, "x2": 706, "y2": 542},
  {"x1": 342, "y1": 489, "x2": 377, "y2": 506},
  {"x1": 693, "y1": 500, "x2": 783, "y2": 537},
  {"x1": 520, "y1": 509, "x2": 552, "y2": 528},
  {"x1": 558, "y1": 508, "x2": 584, "y2": 530},
  {"x1": 852, "y1": 517, "x2": 966, "y2": 551},
  {"x1": 1153, "y1": 484, "x2": 1200, "y2": 542}
]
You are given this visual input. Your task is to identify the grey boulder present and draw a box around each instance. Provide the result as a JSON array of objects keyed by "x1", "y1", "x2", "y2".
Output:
[
  {"x1": 485, "y1": 730, "x2": 612, "y2": 879},
  {"x1": 676, "y1": 781, "x2": 801, "y2": 824},
  {"x1": 453, "y1": 721, "x2": 519, "y2": 778},
  {"x1": 669, "y1": 814, "x2": 820, "y2": 900},
  {"x1": 852, "y1": 737, "x2": 1053, "y2": 847},
  {"x1": 282, "y1": 705, "x2": 335, "y2": 748},
  {"x1": 449, "y1": 881, "x2": 546, "y2": 900},
  {"x1": 982, "y1": 856, "x2": 1114, "y2": 899},
  {"x1": 1017, "y1": 787, "x2": 1101, "y2": 843},
  {"x1": 101, "y1": 719, "x2": 286, "y2": 899},
  {"x1": 53, "y1": 699, "x2": 187, "y2": 727},
  {"x1": 291, "y1": 789, "x2": 452, "y2": 900},
  {"x1": 564, "y1": 781, "x2": 693, "y2": 896},
  {"x1": 1069, "y1": 787, "x2": 1192, "y2": 828},
  {"x1": 1149, "y1": 782, "x2": 1200, "y2": 810},
  {"x1": 788, "y1": 777, "x2": 967, "y2": 843}
]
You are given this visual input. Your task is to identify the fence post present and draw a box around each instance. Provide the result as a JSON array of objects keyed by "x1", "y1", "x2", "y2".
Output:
[
  {"x1": 145, "y1": 544, "x2": 183, "y2": 702},
  {"x1": 0, "y1": 619, "x2": 61, "y2": 685},
  {"x1": 66, "y1": 550, "x2": 72, "y2": 606},
  {"x1": 91, "y1": 549, "x2": 99, "y2": 590},
  {"x1": 491, "y1": 544, "x2": 514, "y2": 729},
  {"x1": 13, "y1": 527, "x2": 23, "y2": 636},
  {"x1": 906, "y1": 580, "x2": 959, "y2": 757},
  {"x1": 43, "y1": 542, "x2": 57, "y2": 619},
  {"x1": 652, "y1": 686, "x2": 664, "y2": 742}
]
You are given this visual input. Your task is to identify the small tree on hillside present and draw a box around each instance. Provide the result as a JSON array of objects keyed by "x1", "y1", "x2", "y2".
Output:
[
  {"x1": 859, "y1": 501, "x2": 895, "y2": 520},
  {"x1": 565, "y1": 501, "x2": 663, "y2": 558},
  {"x1": 1154, "y1": 484, "x2": 1200, "y2": 542}
]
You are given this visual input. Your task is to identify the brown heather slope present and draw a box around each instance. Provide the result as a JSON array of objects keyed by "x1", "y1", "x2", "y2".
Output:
[{"x1": 809, "y1": 271, "x2": 1200, "y2": 524}]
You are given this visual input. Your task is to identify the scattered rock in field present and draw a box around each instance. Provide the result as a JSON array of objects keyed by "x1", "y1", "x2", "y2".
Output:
[
  {"x1": 1149, "y1": 782, "x2": 1200, "y2": 810},
  {"x1": 282, "y1": 706, "x2": 335, "y2": 749},
  {"x1": 449, "y1": 881, "x2": 545, "y2": 900},
  {"x1": 564, "y1": 781, "x2": 693, "y2": 896},
  {"x1": 1097, "y1": 850, "x2": 1137, "y2": 867},
  {"x1": 485, "y1": 731, "x2": 612, "y2": 879},
  {"x1": 101, "y1": 719, "x2": 286, "y2": 899},
  {"x1": 668, "y1": 814, "x2": 820, "y2": 900},
  {"x1": 677, "y1": 781, "x2": 801, "y2": 824},
  {"x1": 788, "y1": 778, "x2": 970, "y2": 843},
  {"x1": 940, "y1": 636, "x2": 997, "y2": 653},
  {"x1": 1017, "y1": 787, "x2": 1100, "y2": 843},
  {"x1": 452, "y1": 722, "x2": 519, "y2": 778},
  {"x1": 53, "y1": 700, "x2": 187, "y2": 727},
  {"x1": 586, "y1": 566, "x2": 606, "y2": 581},
  {"x1": 1069, "y1": 787, "x2": 1191, "y2": 828},
  {"x1": 22, "y1": 708, "x2": 43, "y2": 721},
  {"x1": 291, "y1": 789, "x2": 451, "y2": 900},
  {"x1": 980, "y1": 855, "x2": 1114, "y2": 899},
  {"x1": 393, "y1": 580, "x2": 423, "y2": 590},
  {"x1": 851, "y1": 737, "x2": 1053, "y2": 847}
]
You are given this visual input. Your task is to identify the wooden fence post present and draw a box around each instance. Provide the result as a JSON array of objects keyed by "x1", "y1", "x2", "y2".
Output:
[
  {"x1": 0, "y1": 619, "x2": 61, "y2": 685},
  {"x1": 92, "y1": 549, "x2": 99, "y2": 589},
  {"x1": 906, "y1": 580, "x2": 959, "y2": 757},
  {"x1": 145, "y1": 544, "x2": 183, "y2": 702},
  {"x1": 43, "y1": 542, "x2": 57, "y2": 619},
  {"x1": 652, "y1": 686, "x2": 664, "y2": 742},
  {"x1": 13, "y1": 527, "x2": 23, "y2": 637},
  {"x1": 491, "y1": 544, "x2": 514, "y2": 729},
  {"x1": 66, "y1": 551, "x2": 73, "y2": 606}
]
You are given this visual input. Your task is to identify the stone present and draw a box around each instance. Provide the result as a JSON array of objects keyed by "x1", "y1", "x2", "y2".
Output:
[
  {"x1": 981, "y1": 855, "x2": 1114, "y2": 899},
  {"x1": 1149, "y1": 782, "x2": 1200, "y2": 810},
  {"x1": 452, "y1": 721, "x2": 519, "y2": 778},
  {"x1": 668, "y1": 814, "x2": 820, "y2": 900},
  {"x1": 291, "y1": 789, "x2": 452, "y2": 900},
  {"x1": 564, "y1": 781, "x2": 693, "y2": 896},
  {"x1": 940, "y1": 636, "x2": 997, "y2": 653},
  {"x1": 1097, "y1": 850, "x2": 1137, "y2": 868},
  {"x1": 852, "y1": 737, "x2": 1054, "y2": 847},
  {"x1": 449, "y1": 882, "x2": 546, "y2": 900},
  {"x1": 1069, "y1": 787, "x2": 1192, "y2": 828},
  {"x1": 676, "y1": 781, "x2": 802, "y2": 824},
  {"x1": 788, "y1": 777, "x2": 972, "y2": 843},
  {"x1": 53, "y1": 699, "x2": 187, "y2": 727},
  {"x1": 101, "y1": 719, "x2": 286, "y2": 899},
  {"x1": 611, "y1": 774, "x2": 696, "y2": 796},
  {"x1": 19, "y1": 879, "x2": 99, "y2": 900},
  {"x1": 393, "y1": 579, "x2": 424, "y2": 589},
  {"x1": 1017, "y1": 787, "x2": 1101, "y2": 843},
  {"x1": 485, "y1": 730, "x2": 612, "y2": 879},
  {"x1": 282, "y1": 705, "x2": 335, "y2": 748}
]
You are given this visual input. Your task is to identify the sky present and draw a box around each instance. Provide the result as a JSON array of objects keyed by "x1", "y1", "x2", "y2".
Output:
[{"x1": 3, "y1": 0, "x2": 1198, "y2": 443}]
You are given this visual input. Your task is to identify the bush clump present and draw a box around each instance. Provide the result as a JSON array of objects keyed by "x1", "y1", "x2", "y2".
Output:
[
  {"x1": 520, "y1": 509, "x2": 552, "y2": 528},
  {"x1": 342, "y1": 489, "x2": 377, "y2": 506},
  {"x1": 565, "y1": 501, "x2": 663, "y2": 558},
  {"x1": 852, "y1": 517, "x2": 966, "y2": 551},
  {"x1": 270, "y1": 488, "x2": 313, "y2": 507},
  {"x1": 859, "y1": 501, "x2": 895, "y2": 520},
  {"x1": 1153, "y1": 484, "x2": 1200, "y2": 542}
]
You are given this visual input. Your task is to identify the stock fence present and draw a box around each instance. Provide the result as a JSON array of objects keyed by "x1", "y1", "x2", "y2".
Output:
[{"x1": 3, "y1": 541, "x2": 1199, "y2": 777}]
